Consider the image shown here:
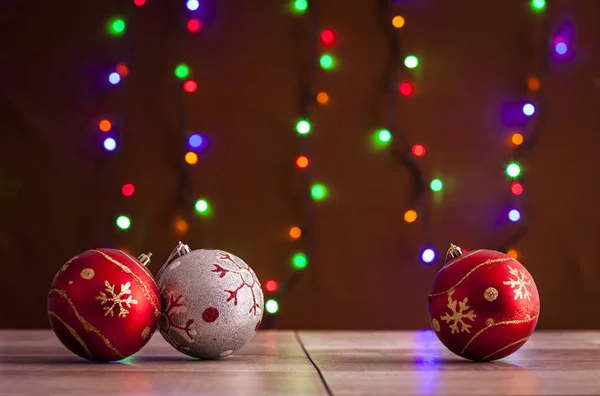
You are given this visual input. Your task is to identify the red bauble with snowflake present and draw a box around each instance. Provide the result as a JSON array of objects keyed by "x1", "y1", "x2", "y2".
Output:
[
  {"x1": 155, "y1": 243, "x2": 264, "y2": 359},
  {"x1": 427, "y1": 244, "x2": 540, "y2": 361},
  {"x1": 47, "y1": 249, "x2": 161, "y2": 362}
]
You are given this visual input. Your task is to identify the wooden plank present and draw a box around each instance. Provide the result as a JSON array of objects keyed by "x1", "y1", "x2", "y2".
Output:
[
  {"x1": 298, "y1": 331, "x2": 600, "y2": 395},
  {"x1": 0, "y1": 330, "x2": 327, "y2": 396}
]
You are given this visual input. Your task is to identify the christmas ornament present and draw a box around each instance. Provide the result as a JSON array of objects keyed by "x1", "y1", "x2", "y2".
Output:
[
  {"x1": 156, "y1": 242, "x2": 263, "y2": 359},
  {"x1": 428, "y1": 244, "x2": 540, "y2": 361},
  {"x1": 47, "y1": 249, "x2": 161, "y2": 362}
]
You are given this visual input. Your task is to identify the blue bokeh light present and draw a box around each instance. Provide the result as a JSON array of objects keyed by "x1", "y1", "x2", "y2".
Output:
[
  {"x1": 186, "y1": 0, "x2": 199, "y2": 11},
  {"x1": 508, "y1": 209, "x2": 521, "y2": 222},
  {"x1": 103, "y1": 137, "x2": 117, "y2": 151},
  {"x1": 422, "y1": 248, "x2": 435, "y2": 264},
  {"x1": 188, "y1": 133, "x2": 204, "y2": 148},
  {"x1": 555, "y1": 42, "x2": 568, "y2": 55},
  {"x1": 522, "y1": 103, "x2": 536, "y2": 116},
  {"x1": 108, "y1": 72, "x2": 121, "y2": 85}
]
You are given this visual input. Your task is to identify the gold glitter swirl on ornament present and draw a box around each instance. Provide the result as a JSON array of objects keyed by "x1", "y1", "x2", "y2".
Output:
[
  {"x1": 482, "y1": 336, "x2": 530, "y2": 361},
  {"x1": 141, "y1": 327, "x2": 151, "y2": 339},
  {"x1": 90, "y1": 250, "x2": 160, "y2": 318},
  {"x1": 428, "y1": 257, "x2": 516, "y2": 297},
  {"x1": 60, "y1": 255, "x2": 79, "y2": 273},
  {"x1": 48, "y1": 310, "x2": 92, "y2": 359},
  {"x1": 460, "y1": 314, "x2": 539, "y2": 355},
  {"x1": 439, "y1": 250, "x2": 483, "y2": 272},
  {"x1": 484, "y1": 287, "x2": 498, "y2": 302},
  {"x1": 48, "y1": 288, "x2": 124, "y2": 359},
  {"x1": 432, "y1": 319, "x2": 441, "y2": 332},
  {"x1": 486, "y1": 318, "x2": 495, "y2": 326},
  {"x1": 80, "y1": 268, "x2": 95, "y2": 280}
]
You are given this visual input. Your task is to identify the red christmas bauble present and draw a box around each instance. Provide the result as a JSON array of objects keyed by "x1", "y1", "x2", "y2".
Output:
[
  {"x1": 47, "y1": 249, "x2": 161, "y2": 362},
  {"x1": 428, "y1": 244, "x2": 540, "y2": 361}
]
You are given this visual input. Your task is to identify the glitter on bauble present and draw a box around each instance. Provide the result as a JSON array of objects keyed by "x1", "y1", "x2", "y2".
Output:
[
  {"x1": 427, "y1": 244, "x2": 540, "y2": 361},
  {"x1": 47, "y1": 249, "x2": 160, "y2": 362},
  {"x1": 155, "y1": 242, "x2": 264, "y2": 359}
]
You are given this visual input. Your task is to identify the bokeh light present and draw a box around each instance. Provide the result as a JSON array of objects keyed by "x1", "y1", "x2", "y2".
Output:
[
  {"x1": 531, "y1": 0, "x2": 546, "y2": 11},
  {"x1": 175, "y1": 63, "x2": 190, "y2": 79},
  {"x1": 195, "y1": 199, "x2": 210, "y2": 215},
  {"x1": 523, "y1": 103, "x2": 536, "y2": 116},
  {"x1": 320, "y1": 54, "x2": 335, "y2": 70},
  {"x1": 508, "y1": 209, "x2": 521, "y2": 222},
  {"x1": 174, "y1": 217, "x2": 189, "y2": 235},
  {"x1": 511, "y1": 133, "x2": 524, "y2": 146},
  {"x1": 99, "y1": 120, "x2": 112, "y2": 132},
  {"x1": 296, "y1": 120, "x2": 311, "y2": 135},
  {"x1": 289, "y1": 226, "x2": 302, "y2": 239},
  {"x1": 555, "y1": 42, "x2": 568, "y2": 55},
  {"x1": 116, "y1": 63, "x2": 129, "y2": 77},
  {"x1": 185, "y1": 152, "x2": 198, "y2": 165},
  {"x1": 186, "y1": 0, "x2": 199, "y2": 11},
  {"x1": 399, "y1": 82, "x2": 413, "y2": 96},
  {"x1": 134, "y1": 0, "x2": 146, "y2": 6},
  {"x1": 116, "y1": 215, "x2": 131, "y2": 230},
  {"x1": 265, "y1": 299, "x2": 279, "y2": 314},
  {"x1": 404, "y1": 210, "x2": 417, "y2": 223},
  {"x1": 265, "y1": 280, "x2": 279, "y2": 293},
  {"x1": 404, "y1": 55, "x2": 419, "y2": 69},
  {"x1": 292, "y1": 0, "x2": 308, "y2": 13},
  {"x1": 506, "y1": 163, "x2": 521, "y2": 178},
  {"x1": 188, "y1": 19, "x2": 201, "y2": 33},
  {"x1": 392, "y1": 16, "x2": 405, "y2": 28},
  {"x1": 430, "y1": 179, "x2": 443, "y2": 192},
  {"x1": 292, "y1": 252, "x2": 308, "y2": 269},
  {"x1": 412, "y1": 144, "x2": 426, "y2": 157},
  {"x1": 189, "y1": 134, "x2": 203, "y2": 148},
  {"x1": 377, "y1": 129, "x2": 392, "y2": 143},
  {"x1": 316, "y1": 92, "x2": 329, "y2": 104},
  {"x1": 320, "y1": 29, "x2": 336, "y2": 46},
  {"x1": 108, "y1": 72, "x2": 121, "y2": 85},
  {"x1": 311, "y1": 184, "x2": 327, "y2": 201},
  {"x1": 507, "y1": 249, "x2": 518, "y2": 259},
  {"x1": 183, "y1": 80, "x2": 197, "y2": 93},
  {"x1": 108, "y1": 18, "x2": 126, "y2": 36},
  {"x1": 103, "y1": 138, "x2": 117, "y2": 151},
  {"x1": 510, "y1": 182, "x2": 524, "y2": 196},
  {"x1": 296, "y1": 156, "x2": 309, "y2": 168},
  {"x1": 527, "y1": 77, "x2": 540, "y2": 91},
  {"x1": 121, "y1": 183, "x2": 135, "y2": 197},
  {"x1": 422, "y1": 248, "x2": 435, "y2": 264}
]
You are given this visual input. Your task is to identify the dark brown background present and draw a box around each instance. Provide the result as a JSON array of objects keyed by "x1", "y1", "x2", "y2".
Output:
[{"x1": 1, "y1": 0, "x2": 599, "y2": 329}]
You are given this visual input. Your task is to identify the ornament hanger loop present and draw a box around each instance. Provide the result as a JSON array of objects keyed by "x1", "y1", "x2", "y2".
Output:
[
  {"x1": 164, "y1": 241, "x2": 191, "y2": 266},
  {"x1": 445, "y1": 243, "x2": 463, "y2": 263},
  {"x1": 137, "y1": 252, "x2": 152, "y2": 266}
]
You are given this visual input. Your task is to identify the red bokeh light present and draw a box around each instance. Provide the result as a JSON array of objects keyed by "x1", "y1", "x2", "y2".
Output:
[
  {"x1": 320, "y1": 29, "x2": 336, "y2": 46},
  {"x1": 511, "y1": 182, "x2": 524, "y2": 196},
  {"x1": 399, "y1": 82, "x2": 413, "y2": 96},
  {"x1": 265, "y1": 280, "x2": 278, "y2": 292},
  {"x1": 412, "y1": 144, "x2": 426, "y2": 157},
  {"x1": 134, "y1": 0, "x2": 146, "y2": 6},
  {"x1": 184, "y1": 80, "x2": 198, "y2": 93},
  {"x1": 122, "y1": 183, "x2": 135, "y2": 197},
  {"x1": 187, "y1": 19, "x2": 201, "y2": 33}
]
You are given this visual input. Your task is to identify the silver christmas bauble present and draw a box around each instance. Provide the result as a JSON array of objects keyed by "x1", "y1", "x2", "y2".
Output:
[{"x1": 156, "y1": 245, "x2": 263, "y2": 359}]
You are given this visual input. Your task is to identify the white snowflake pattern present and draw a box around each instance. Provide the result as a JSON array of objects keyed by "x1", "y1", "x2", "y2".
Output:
[
  {"x1": 96, "y1": 281, "x2": 138, "y2": 318},
  {"x1": 440, "y1": 291, "x2": 477, "y2": 334},
  {"x1": 503, "y1": 265, "x2": 533, "y2": 301}
]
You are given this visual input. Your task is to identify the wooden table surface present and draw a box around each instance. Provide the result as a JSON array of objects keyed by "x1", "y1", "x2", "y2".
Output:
[{"x1": 1, "y1": 330, "x2": 600, "y2": 395}]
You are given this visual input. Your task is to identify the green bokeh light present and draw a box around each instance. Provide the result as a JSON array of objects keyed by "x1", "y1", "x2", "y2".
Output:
[
  {"x1": 320, "y1": 54, "x2": 335, "y2": 70},
  {"x1": 506, "y1": 163, "x2": 521, "y2": 178},
  {"x1": 296, "y1": 120, "x2": 311, "y2": 135},
  {"x1": 116, "y1": 215, "x2": 131, "y2": 230},
  {"x1": 195, "y1": 199, "x2": 210, "y2": 215},
  {"x1": 265, "y1": 299, "x2": 279, "y2": 314},
  {"x1": 175, "y1": 63, "x2": 190, "y2": 79},
  {"x1": 292, "y1": 252, "x2": 308, "y2": 269},
  {"x1": 311, "y1": 184, "x2": 327, "y2": 201},
  {"x1": 404, "y1": 55, "x2": 419, "y2": 69},
  {"x1": 430, "y1": 179, "x2": 443, "y2": 192},
  {"x1": 108, "y1": 18, "x2": 126, "y2": 36},
  {"x1": 531, "y1": 0, "x2": 546, "y2": 11}
]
